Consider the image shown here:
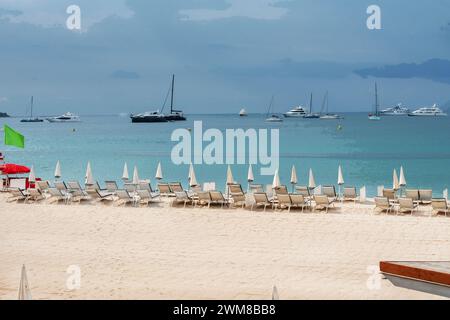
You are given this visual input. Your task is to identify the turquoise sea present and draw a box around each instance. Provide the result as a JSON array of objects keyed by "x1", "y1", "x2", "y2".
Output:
[{"x1": 1, "y1": 113, "x2": 450, "y2": 196}]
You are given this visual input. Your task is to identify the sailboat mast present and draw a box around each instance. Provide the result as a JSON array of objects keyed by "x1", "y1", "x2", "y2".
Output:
[
  {"x1": 375, "y1": 83, "x2": 379, "y2": 116},
  {"x1": 170, "y1": 74, "x2": 175, "y2": 114},
  {"x1": 309, "y1": 93, "x2": 313, "y2": 113},
  {"x1": 30, "y1": 96, "x2": 34, "y2": 118}
]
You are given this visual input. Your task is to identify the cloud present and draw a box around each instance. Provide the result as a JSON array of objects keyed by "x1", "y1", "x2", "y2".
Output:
[
  {"x1": 354, "y1": 59, "x2": 450, "y2": 84},
  {"x1": 0, "y1": 0, "x2": 134, "y2": 30},
  {"x1": 179, "y1": 0, "x2": 289, "y2": 21},
  {"x1": 110, "y1": 70, "x2": 140, "y2": 79}
]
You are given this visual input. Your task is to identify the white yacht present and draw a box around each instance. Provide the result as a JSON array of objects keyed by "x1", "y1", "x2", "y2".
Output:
[
  {"x1": 239, "y1": 108, "x2": 248, "y2": 117},
  {"x1": 47, "y1": 112, "x2": 81, "y2": 123},
  {"x1": 380, "y1": 104, "x2": 409, "y2": 116},
  {"x1": 409, "y1": 104, "x2": 447, "y2": 117},
  {"x1": 284, "y1": 106, "x2": 308, "y2": 118}
]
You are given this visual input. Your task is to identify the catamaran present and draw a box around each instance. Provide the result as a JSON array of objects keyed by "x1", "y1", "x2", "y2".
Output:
[
  {"x1": 368, "y1": 83, "x2": 381, "y2": 121},
  {"x1": 408, "y1": 104, "x2": 447, "y2": 117},
  {"x1": 265, "y1": 96, "x2": 283, "y2": 122},
  {"x1": 21, "y1": 96, "x2": 43, "y2": 123}
]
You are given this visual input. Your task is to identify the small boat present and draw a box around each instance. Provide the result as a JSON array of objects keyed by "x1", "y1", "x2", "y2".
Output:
[
  {"x1": 21, "y1": 96, "x2": 43, "y2": 123},
  {"x1": 319, "y1": 91, "x2": 343, "y2": 120},
  {"x1": 130, "y1": 111, "x2": 168, "y2": 123},
  {"x1": 304, "y1": 93, "x2": 320, "y2": 119},
  {"x1": 408, "y1": 104, "x2": 447, "y2": 117},
  {"x1": 239, "y1": 108, "x2": 248, "y2": 117},
  {"x1": 265, "y1": 96, "x2": 283, "y2": 123},
  {"x1": 47, "y1": 112, "x2": 80, "y2": 123},
  {"x1": 380, "y1": 103, "x2": 409, "y2": 116},
  {"x1": 284, "y1": 106, "x2": 307, "y2": 118},
  {"x1": 368, "y1": 83, "x2": 381, "y2": 121}
]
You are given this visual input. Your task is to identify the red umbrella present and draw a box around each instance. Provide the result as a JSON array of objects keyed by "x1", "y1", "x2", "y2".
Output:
[{"x1": 0, "y1": 164, "x2": 31, "y2": 175}]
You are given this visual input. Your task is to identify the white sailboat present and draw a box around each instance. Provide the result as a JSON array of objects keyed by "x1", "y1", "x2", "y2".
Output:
[
  {"x1": 265, "y1": 96, "x2": 283, "y2": 122},
  {"x1": 303, "y1": 93, "x2": 320, "y2": 119},
  {"x1": 368, "y1": 83, "x2": 381, "y2": 121},
  {"x1": 319, "y1": 91, "x2": 342, "y2": 120}
]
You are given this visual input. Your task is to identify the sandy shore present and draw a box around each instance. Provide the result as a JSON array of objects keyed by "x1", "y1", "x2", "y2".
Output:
[{"x1": 0, "y1": 193, "x2": 449, "y2": 300}]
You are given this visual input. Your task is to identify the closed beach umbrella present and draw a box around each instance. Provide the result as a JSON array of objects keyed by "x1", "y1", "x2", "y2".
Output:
[
  {"x1": 155, "y1": 162, "x2": 163, "y2": 180},
  {"x1": 272, "y1": 169, "x2": 281, "y2": 189},
  {"x1": 54, "y1": 161, "x2": 61, "y2": 179},
  {"x1": 85, "y1": 162, "x2": 94, "y2": 185},
  {"x1": 290, "y1": 165, "x2": 298, "y2": 185},
  {"x1": 189, "y1": 164, "x2": 198, "y2": 187},
  {"x1": 18, "y1": 264, "x2": 32, "y2": 300},
  {"x1": 393, "y1": 169, "x2": 399, "y2": 190},
  {"x1": 226, "y1": 165, "x2": 234, "y2": 185},
  {"x1": 338, "y1": 165, "x2": 344, "y2": 185},
  {"x1": 272, "y1": 286, "x2": 279, "y2": 300},
  {"x1": 29, "y1": 166, "x2": 36, "y2": 183},
  {"x1": 122, "y1": 162, "x2": 129, "y2": 181},
  {"x1": 399, "y1": 166, "x2": 407, "y2": 186},
  {"x1": 132, "y1": 166, "x2": 140, "y2": 185},
  {"x1": 247, "y1": 164, "x2": 254, "y2": 183},
  {"x1": 308, "y1": 168, "x2": 316, "y2": 189}
]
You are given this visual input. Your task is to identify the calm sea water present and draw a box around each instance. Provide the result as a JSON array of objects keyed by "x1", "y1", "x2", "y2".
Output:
[{"x1": 2, "y1": 114, "x2": 450, "y2": 196}]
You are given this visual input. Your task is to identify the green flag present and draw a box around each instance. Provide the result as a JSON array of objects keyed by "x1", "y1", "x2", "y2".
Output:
[{"x1": 4, "y1": 125, "x2": 25, "y2": 148}]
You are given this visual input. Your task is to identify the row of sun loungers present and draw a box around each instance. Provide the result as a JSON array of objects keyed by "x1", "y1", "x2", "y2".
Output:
[{"x1": 6, "y1": 181, "x2": 449, "y2": 216}]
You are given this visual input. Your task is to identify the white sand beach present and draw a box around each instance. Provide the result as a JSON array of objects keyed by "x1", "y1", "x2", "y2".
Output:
[{"x1": 0, "y1": 193, "x2": 449, "y2": 300}]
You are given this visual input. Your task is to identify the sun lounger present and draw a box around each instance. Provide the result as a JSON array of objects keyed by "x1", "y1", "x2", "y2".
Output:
[
  {"x1": 158, "y1": 183, "x2": 173, "y2": 197},
  {"x1": 36, "y1": 180, "x2": 51, "y2": 194},
  {"x1": 249, "y1": 184, "x2": 264, "y2": 193},
  {"x1": 48, "y1": 188, "x2": 70, "y2": 204},
  {"x1": 124, "y1": 183, "x2": 137, "y2": 194},
  {"x1": 27, "y1": 188, "x2": 45, "y2": 203},
  {"x1": 230, "y1": 192, "x2": 246, "y2": 208},
  {"x1": 172, "y1": 191, "x2": 194, "y2": 208},
  {"x1": 431, "y1": 199, "x2": 450, "y2": 217},
  {"x1": 314, "y1": 195, "x2": 335, "y2": 213},
  {"x1": 274, "y1": 185, "x2": 289, "y2": 195},
  {"x1": 251, "y1": 193, "x2": 272, "y2": 212},
  {"x1": 86, "y1": 189, "x2": 114, "y2": 203},
  {"x1": 295, "y1": 186, "x2": 311, "y2": 197},
  {"x1": 169, "y1": 182, "x2": 184, "y2": 193},
  {"x1": 374, "y1": 197, "x2": 394, "y2": 214},
  {"x1": 55, "y1": 181, "x2": 69, "y2": 193},
  {"x1": 276, "y1": 194, "x2": 293, "y2": 212},
  {"x1": 290, "y1": 194, "x2": 309, "y2": 212},
  {"x1": 343, "y1": 187, "x2": 359, "y2": 203},
  {"x1": 115, "y1": 190, "x2": 135, "y2": 206},
  {"x1": 196, "y1": 191, "x2": 212, "y2": 208},
  {"x1": 398, "y1": 198, "x2": 419, "y2": 215},
  {"x1": 322, "y1": 185, "x2": 337, "y2": 201},
  {"x1": 138, "y1": 182, "x2": 161, "y2": 200},
  {"x1": 419, "y1": 189, "x2": 433, "y2": 205},
  {"x1": 382, "y1": 189, "x2": 397, "y2": 202},
  {"x1": 229, "y1": 184, "x2": 245, "y2": 195},
  {"x1": 405, "y1": 189, "x2": 420, "y2": 202},
  {"x1": 7, "y1": 188, "x2": 28, "y2": 203},
  {"x1": 105, "y1": 181, "x2": 119, "y2": 193},
  {"x1": 136, "y1": 190, "x2": 153, "y2": 206},
  {"x1": 210, "y1": 191, "x2": 228, "y2": 208}
]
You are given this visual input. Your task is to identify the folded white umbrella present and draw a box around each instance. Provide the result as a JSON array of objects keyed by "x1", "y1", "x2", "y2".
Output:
[
  {"x1": 122, "y1": 162, "x2": 129, "y2": 181},
  {"x1": 308, "y1": 168, "x2": 316, "y2": 189},
  {"x1": 226, "y1": 165, "x2": 234, "y2": 185},
  {"x1": 189, "y1": 164, "x2": 198, "y2": 187},
  {"x1": 247, "y1": 164, "x2": 254, "y2": 183},
  {"x1": 338, "y1": 165, "x2": 344, "y2": 185},
  {"x1": 393, "y1": 169, "x2": 399, "y2": 190},
  {"x1": 272, "y1": 169, "x2": 281, "y2": 189},
  {"x1": 290, "y1": 165, "x2": 298, "y2": 185},
  {"x1": 155, "y1": 162, "x2": 163, "y2": 180},
  {"x1": 399, "y1": 166, "x2": 407, "y2": 187},
  {"x1": 54, "y1": 161, "x2": 61, "y2": 179},
  {"x1": 18, "y1": 264, "x2": 32, "y2": 300},
  {"x1": 132, "y1": 166, "x2": 140, "y2": 185},
  {"x1": 85, "y1": 162, "x2": 94, "y2": 185},
  {"x1": 272, "y1": 285, "x2": 279, "y2": 300},
  {"x1": 29, "y1": 166, "x2": 36, "y2": 183}
]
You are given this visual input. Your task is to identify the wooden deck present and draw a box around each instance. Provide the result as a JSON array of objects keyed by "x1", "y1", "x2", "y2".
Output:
[{"x1": 380, "y1": 261, "x2": 450, "y2": 298}]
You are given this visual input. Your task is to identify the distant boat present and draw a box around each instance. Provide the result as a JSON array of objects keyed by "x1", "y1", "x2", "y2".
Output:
[
  {"x1": 131, "y1": 74, "x2": 186, "y2": 123},
  {"x1": 265, "y1": 96, "x2": 283, "y2": 122},
  {"x1": 319, "y1": 91, "x2": 342, "y2": 120},
  {"x1": 21, "y1": 96, "x2": 43, "y2": 123},
  {"x1": 368, "y1": 83, "x2": 381, "y2": 121},
  {"x1": 284, "y1": 106, "x2": 307, "y2": 118},
  {"x1": 47, "y1": 112, "x2": 80, "y2": 123},
  {"x1": 304, "y1": 93, "x2": 320, "y2": 119},
  {"x1": 380, "y1": 103, "x2": 409, "y2": 116},
  {"x1": 408, "y1": 104, "x2": 447, "y2": 117},
  {"x1": 239, "y1": 108, "x2": 248, "y2": 117}
]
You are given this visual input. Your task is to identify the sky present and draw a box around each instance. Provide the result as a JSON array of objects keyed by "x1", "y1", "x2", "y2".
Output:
[{"x1": 0, "y1": 0, "x2": 449, "y2": 115}]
